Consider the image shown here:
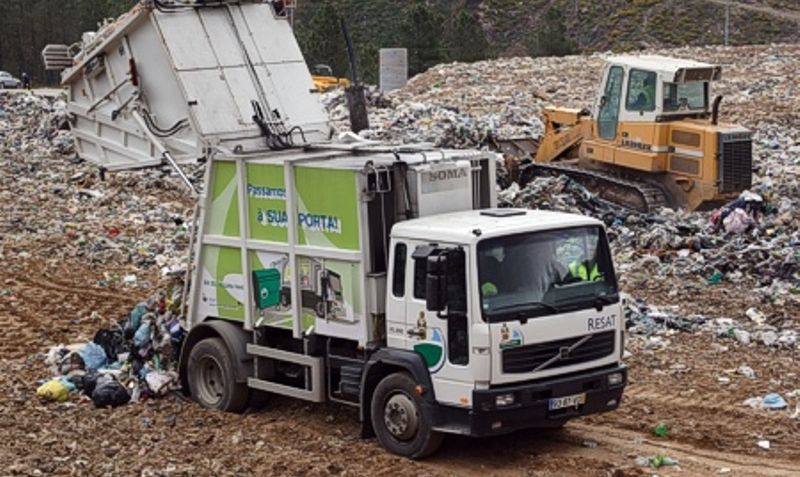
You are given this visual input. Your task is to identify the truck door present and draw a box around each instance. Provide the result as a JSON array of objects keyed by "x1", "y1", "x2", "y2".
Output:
[
  {"x1": 597, "y1": 65, "x2": 625, "y2": 141},
  {"x1": 402, "y1": 241, "x2": 477, "y2": 407}
]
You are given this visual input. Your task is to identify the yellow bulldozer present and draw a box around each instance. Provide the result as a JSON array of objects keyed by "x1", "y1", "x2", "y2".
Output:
[
  {"x1": 504, "y1": 55, "x2": 753, "y2": 212},
  {"x1": 311, "y1": 63, "x2": 351, "y2": 92}
]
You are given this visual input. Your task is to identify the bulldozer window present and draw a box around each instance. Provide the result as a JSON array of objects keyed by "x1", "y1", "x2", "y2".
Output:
[
  {"x1": 663, "y1": 82, "x2": 707, "y2": 111},
  {"x1": 626, "y1": 69, "x2": 657, "y2": 112},
  {"x1": 598, "y1": 66, "x2": 624, "y2": 140}
]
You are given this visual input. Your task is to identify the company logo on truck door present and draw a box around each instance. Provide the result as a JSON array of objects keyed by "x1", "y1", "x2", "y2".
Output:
[
  {"x1": 421, "y1": 166, "x2": 470, "y2": 194},
  {"x1": 256, "y1": 209, "x2": 342, "y2": 234},
  {"x1": 427, "y1": 168, "x2": 468, "y2": 182},
  {"x1": 413, "y1": 328, "x2": 446, "y2": 373}
]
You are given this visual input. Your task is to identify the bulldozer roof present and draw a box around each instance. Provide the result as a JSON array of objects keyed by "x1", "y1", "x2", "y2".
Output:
[{"x1": 606, "y1": 55, "x2": 722, "y2": 82}]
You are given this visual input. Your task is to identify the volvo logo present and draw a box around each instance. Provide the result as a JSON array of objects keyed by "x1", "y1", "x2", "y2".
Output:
[{"x1": 533, "y1": 335, "x2": 593, "y2": 372}]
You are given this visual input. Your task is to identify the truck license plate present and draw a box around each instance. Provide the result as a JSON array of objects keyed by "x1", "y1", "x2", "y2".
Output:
[{"x1": 548, "y1": 393, "x2": 586, "y2": 411}]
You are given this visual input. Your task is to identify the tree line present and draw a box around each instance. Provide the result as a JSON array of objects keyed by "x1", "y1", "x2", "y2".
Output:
[
  {"x1": 0, "y1": 0, "x2": 137, "y2": 84},
  {"x1": 0, "y1": 0, "x2": 574, "y2": 86}
]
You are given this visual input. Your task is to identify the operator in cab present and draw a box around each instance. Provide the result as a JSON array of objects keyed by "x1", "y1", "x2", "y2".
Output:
[
  {"x1": 478, "y1": 226, "x2": 616, "y2": 321},
  {"x1": 628, "y1": 72, "x2": 656, "y2": 111}
]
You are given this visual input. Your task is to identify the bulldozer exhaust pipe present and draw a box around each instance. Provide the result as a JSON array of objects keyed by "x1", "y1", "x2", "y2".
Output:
[{"x1": 711, "y1": 95, "x2": 723, "y2": 125}]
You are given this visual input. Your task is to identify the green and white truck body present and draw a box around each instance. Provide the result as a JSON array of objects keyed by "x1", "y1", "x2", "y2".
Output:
[{"x1": 47, "y1": 0, "x2": 627, "y2": 459}]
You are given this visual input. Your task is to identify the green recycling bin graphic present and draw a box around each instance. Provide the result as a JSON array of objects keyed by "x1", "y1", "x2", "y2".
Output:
[{"x1": 253, "y1": 268, "x2": 282, "y2": 310}]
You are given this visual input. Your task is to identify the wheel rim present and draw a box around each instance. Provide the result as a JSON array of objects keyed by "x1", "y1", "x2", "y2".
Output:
[
  {"x1": 196, "y1": 355, "x2": 225, "y2": 406},
  {"x1": 383, "y1": 392, "x2": 419, "y2": 441}
]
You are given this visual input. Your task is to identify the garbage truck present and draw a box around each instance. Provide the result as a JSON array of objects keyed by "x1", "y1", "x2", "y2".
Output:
[{"x1": 43, "y1": 0, "x2": 627, "y2": 459}]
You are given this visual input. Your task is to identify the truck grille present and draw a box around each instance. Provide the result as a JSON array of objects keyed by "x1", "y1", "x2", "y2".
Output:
[
  {"x1": 502, "y1": 331, "x2": 616, "y2": 374},
  {"x1": 718, "y1": 132, "x2": 752, "y2": 193}
]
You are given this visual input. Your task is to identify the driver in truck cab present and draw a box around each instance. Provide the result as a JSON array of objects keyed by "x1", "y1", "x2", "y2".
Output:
[
  {"x1": 568, "y1": 258, "x2": 602, "y2": 282},
  {"x1": 480, "y1": 239, "x2": 604, "y2": 298},
  {"x1": 479, "y1": 241, "x2": 566, "y2": 297}
]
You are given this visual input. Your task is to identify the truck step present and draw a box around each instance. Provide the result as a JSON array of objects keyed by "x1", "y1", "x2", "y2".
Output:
[
  {"x1": 247, "y1": 344, "x2": 325, "y2": 402},
  {"x1": 339, "y1": 365, "x2": 363, "y2": 397}
]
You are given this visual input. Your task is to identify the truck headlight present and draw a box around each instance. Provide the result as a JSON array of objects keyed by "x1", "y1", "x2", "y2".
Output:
[
  {"x1": 495, "y1": 393, "x2": 515, "y2": 407},
  {"x1": 607, "y1": 372, "x2": 624, "y2": 386}
]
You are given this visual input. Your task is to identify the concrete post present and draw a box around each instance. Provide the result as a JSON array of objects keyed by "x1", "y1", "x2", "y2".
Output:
[{"x1": 379, "y1": 48, "x2": 408, "y2": 93}]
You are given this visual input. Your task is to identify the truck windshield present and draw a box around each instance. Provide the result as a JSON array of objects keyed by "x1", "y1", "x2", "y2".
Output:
[
  {"x1": 478, "y1": 226, "x2": 617, "y2": 323},
  {"x1": 663, "y1": 82, "x2": 707, "y2": 111}
]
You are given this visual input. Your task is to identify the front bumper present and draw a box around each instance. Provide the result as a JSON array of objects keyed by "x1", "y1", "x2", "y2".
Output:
[{"x1": 434, "y1": 364, "x2": 627, "y2": 437}]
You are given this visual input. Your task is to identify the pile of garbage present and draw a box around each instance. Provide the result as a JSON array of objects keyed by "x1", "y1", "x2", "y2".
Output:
[
  {"x1": 0, "y1": 92, "x2": 72, "y2": 156},
  {"x1": 323, "y1": 44, "x2": 800, "y2": 147},
  {"x1": 624, "y1": 291, "x2": 799, "y2": 353},
  {"x1": 321, "y1": 80, "x2": 545, "y2": 148},
  {"x1": 35, "y1": 283, "x2": 184, "y2": 408},
  {"x1": 498, "y1": 172, "x2": 800, "y2": 288},
  {"x1": 0, "y1": 92, "x2": 193, "y2": 280},
  {"x1": 320, "y1": 44, "x2": 800, "y2": 300}
]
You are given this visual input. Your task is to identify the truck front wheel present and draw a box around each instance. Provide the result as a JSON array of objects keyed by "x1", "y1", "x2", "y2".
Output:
[
  {"x1": 187, "y1": 337, "x2": 249, "y2": 412},
  {"x1": 370, "y1": 372, "x2": 444, "y2": 459}
]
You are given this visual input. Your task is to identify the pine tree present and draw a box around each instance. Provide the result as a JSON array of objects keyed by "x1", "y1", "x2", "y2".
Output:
[
  {"x1": 401, "y1": 1, "x2": 444, "y2": 76},
  {"x1": 443, "y1": 9, "x2": 489, "y2": 63},
  {"x1": 525, "y1": 5, "x2": 577, "y2": 58},
  {"x1": 296, "y1": 0, "x2": 350, "y2": 78}
]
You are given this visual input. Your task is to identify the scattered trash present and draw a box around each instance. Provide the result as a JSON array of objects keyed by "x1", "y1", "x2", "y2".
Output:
[
  {"x1": 706, "y1": 270, "x2": 723, "y2": 285},
  {"x1": 653, "y1": 423, "x2": 669, "y2": 438},
  {"x1": 78, "y1": 342, "x2": 108, "y2": 371},
  {"x1": 737, "y1": 365, "x2": 756, "y2": 379},
  {"x1": 746, "y1": 307, "x2": 767, "y2": 325},
  {"x1": 723, "y1": 208, "x2": 754, "y2": 234},
  {"x1": 762, "y1": 393, "x2": 788, "y2": 410},
  {"x1": 91, "y1": 375, "x2": 130, "y2": 408},
  {"x1": 635, "y1": 454, "x2": 679, "y2": 469},
  {"x1": 757, "y1": 440, "x2": 771, "y2": 450},
  {"x1": 36, "y1": 379, "x2": 70, "y2": 402},
  {"x1": 743, "y1": 393, "x2": 788, "y2": 410},
  {"x1": 36, "y1": 284, "x2": 184, "y2": 409}
]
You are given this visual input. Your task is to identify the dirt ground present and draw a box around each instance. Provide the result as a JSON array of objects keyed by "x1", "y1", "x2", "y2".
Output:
[
  {"x1": 1, "y1": 255, "x2": 799, "y2": 476},
  {"x1": 1, "y1": 193, "x2": 799, "y2": 476}
]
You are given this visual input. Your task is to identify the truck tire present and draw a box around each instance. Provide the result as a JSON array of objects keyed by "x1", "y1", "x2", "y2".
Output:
[
  {"x1": 187, "y1": 337, "x2": 249, "y2": 413},
  {"x1": 370, "y1": 372, "x2": 444, "y2": 459}
]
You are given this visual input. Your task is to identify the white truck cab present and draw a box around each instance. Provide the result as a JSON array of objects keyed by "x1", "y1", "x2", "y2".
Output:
[
  {"x1": 43, "y1": 0, "x2": 626, "y2": 459},
  {"x1": 386, "y1": 209, "x2": 625, "y2": 440}
]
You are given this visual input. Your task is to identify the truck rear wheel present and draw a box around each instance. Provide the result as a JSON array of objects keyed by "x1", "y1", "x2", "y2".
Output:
[
  {"x1": 370, "y1": 372, "x2": 444, "y2": 459},
  {"x1": 187, "y1": 337, "x2": 249, "y2": 412}
]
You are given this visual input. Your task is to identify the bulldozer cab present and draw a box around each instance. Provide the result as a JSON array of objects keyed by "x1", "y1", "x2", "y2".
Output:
[
  {"x1": 526, "y1": 54, "x2": 751, "y2": 212},
  {"x1": 595, "y1": 56, "x2": 721, "y2": 139}
]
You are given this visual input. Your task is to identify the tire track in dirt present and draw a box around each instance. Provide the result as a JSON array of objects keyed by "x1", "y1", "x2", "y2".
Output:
[{"x1": 566, "y1": 422, "x2": 800, "y2": 476}]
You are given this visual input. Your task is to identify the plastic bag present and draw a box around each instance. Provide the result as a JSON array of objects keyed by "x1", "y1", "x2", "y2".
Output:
[
  {"x1": 145, "y1": 371, "x2": 178, "y2": 396},
  {"x1": 93, "y1": 329, "x2": 127, "y2": 363},
  {"x1": 91, "y1": 375, "x2": 130, "y2": 408},
  {"x1": 78, "y1": 342, "x2": 108, "y2": 370},
  {"x1": 723, "y1": 208, "x2": 753, "y2": 234},
  {"x1": 36, "y1": 379, "x2": 70, "y2": 402},
  {"x1": 133, "y1": 322, "x2": 151, "y2": 349},
  {"x1": 128, "y1": 302, "x2": 148, "y2": 332}
]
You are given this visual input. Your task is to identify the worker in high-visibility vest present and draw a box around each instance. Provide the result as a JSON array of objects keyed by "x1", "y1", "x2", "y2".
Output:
[{"x1": 568, "y1": 260, "x2": 603, "y2": 282}]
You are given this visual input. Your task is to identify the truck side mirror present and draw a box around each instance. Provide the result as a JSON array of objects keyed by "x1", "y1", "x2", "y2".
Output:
[
  {"x1": 425, "y1": 248, "x2": 467, "y2": 316},
  {"x1": 425, "y1": 254, "x2": 447, "y2": 313}
]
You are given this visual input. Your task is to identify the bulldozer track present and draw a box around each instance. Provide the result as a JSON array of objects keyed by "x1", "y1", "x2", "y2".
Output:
[{"x1": 521, "y1": 162, "x2": 670, "y2": 213}]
